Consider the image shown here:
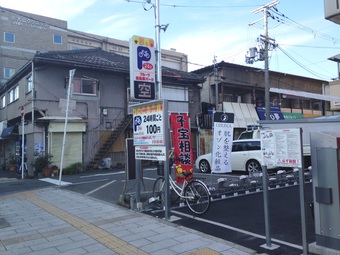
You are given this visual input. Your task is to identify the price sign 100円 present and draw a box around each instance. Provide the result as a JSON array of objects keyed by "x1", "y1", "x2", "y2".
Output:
[{"x1": 132, "y1": 101, "x2": 165, "y2": 146}]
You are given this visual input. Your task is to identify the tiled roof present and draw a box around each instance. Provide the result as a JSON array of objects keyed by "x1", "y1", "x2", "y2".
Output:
[
  {"x1": 35, "y1": 48, "x2": 204, "y2": 82},
  {"x1": 35, "y1": 48, "x2": 129, "y2": 72}
]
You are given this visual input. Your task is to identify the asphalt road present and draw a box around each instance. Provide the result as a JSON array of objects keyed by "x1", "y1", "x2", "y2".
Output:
[
  {"x1": 169, "y1": 183, "x2": 315, "y2": 255},
  {"x1": 1, "y1": 168, "x2": 316, "y2": 255}
]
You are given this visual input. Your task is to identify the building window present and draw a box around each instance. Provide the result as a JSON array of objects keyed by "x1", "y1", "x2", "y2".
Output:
[
  {"x1": 26, "y1": 75, "x2": 33, "y2": 93},
  {"x1": 4, "y1": 68, "x2": 15, "y2": 78},
  {"x1": 1, "y1": 96, "x2": 6, "y2": 109},
  {"x1": 69, "y1": 45, "x2": 82, "y2": 50},
  {"x1": 53, "y1": 34, "x2": 62, "y2": 44},
  {"x1": 68, "y1": 77, "x2": 97, "y2": 96},
  {"x1": 105, "y1": 122, "x2": 112, "y2": 129},
  {"x1": 9, "y1": 86, "x2": 19, "y2": 103},
  {"x1": 4, "y1": 32, "x2": 15, "y2": 43}
]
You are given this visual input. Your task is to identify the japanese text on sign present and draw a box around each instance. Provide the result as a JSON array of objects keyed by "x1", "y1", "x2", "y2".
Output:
[
  {"x1": 170, "y1": 113, "x2": 193, "y2": 184},
  {"x1": 212, "y1": 112, "x2": 234, "y2": 173},
  {"x1": 133, "y1": 102, "x2": 164, "y2": 146},
  {"x1": 260, "y1": 128, "x2": 302, "y2": 168},
  {"x1": 129, "y1": 35, "x2": 156, "y2": 100},
  {"x1": 135, "y1": 146, "x2": 166, "y2": 161}
]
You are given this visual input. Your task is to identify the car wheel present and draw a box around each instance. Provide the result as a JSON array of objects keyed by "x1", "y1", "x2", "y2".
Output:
[
  {"x1": 246, "y1": 159, "x2": 262, "y2": 174},
  {"x1": 199, "y1": 159, "x2": 211, "y2": 173}
]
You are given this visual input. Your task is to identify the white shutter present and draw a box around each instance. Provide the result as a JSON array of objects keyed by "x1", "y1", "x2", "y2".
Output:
[{"x1": 49, "y1": 132, "x2": 82, "y2": 167}]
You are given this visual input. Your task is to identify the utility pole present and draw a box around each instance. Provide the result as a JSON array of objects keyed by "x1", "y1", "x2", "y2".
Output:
[
  {"x1": 247, "y1": 1, "x2": 280, "y2": 252},
  {"x1": 263, "y1": 7, "x2": 270, "y2": 120},
  {"x1": 248, "y1": 0, "x2": 279, "y2": 120},
  {"x1": 213, "y1": 56, "x2": 218, "y2": 110}
]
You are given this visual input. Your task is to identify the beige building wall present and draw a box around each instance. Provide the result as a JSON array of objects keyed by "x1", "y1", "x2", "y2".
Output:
[
  {"x1": 329, "y1": 80, "x2": 340, "y2": 111},
  {"x1": 0, "y1": 7, "x2": 188, "y2": 86}
]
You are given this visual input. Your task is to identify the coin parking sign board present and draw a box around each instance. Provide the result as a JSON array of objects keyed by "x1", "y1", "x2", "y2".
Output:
[
  {"x1": 129, "y1": 35, "x2": 156, "y2": 100},
  {"x1": 132, "y1": 101, "x2": 165, "y2": 146}
]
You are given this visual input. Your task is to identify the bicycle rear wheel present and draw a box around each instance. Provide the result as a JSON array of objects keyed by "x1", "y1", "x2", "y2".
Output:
[
  {"x1": 184, "y1": 180, "x2": 210, "y2": 214},
  {"x1": 152, "y1": 177, "x2": 165, "y2": 206}
]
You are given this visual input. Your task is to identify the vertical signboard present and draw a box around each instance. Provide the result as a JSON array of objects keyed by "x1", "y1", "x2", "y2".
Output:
[
  {"x1": 129, "y1": 35, "x2": 156, "y2": 100},
  {"x1": 170, "y1": 113, "x2": 193, "y2": 184},
  {"x1": 211, "y1": 112, "x2": 234, "y2": 173},
  {"x1": 260, "y1": 128, "x2": 302, "y2": 168},
  {"x1": 132, "y1": 101, "x2": 164, "y2": 146}
]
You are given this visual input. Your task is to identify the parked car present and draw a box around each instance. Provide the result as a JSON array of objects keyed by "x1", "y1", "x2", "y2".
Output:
[{"x1": 195, "y1": 139, "x2": 271, "y2": 174}]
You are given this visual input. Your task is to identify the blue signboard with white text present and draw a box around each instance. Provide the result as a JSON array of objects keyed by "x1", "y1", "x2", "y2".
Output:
[{"x1": 256, "y1": 106, "x2": 284, "y2": 120}]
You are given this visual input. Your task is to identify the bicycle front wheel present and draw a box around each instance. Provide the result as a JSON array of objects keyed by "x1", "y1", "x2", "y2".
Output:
[
  {"x1": 152, "y1": 176, "x2": 165, "y2": 206},
  {"x1": 184, "y1": 180, "x2": 210, "y2": 214}
]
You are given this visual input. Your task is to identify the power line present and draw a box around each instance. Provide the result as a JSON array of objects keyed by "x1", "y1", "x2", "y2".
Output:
[
  {"x1": 279, "y1": 44, "x2": 340, "y2": 50},
  {"x1": 269, "y1": 7, "x2": 340, "y2": 44},
  {"x1": 276, "y1": 45, "x2": 334, "y2": 80},
  {"x1": 126, "y1": 0, "x2": 261, "y2": 8}
]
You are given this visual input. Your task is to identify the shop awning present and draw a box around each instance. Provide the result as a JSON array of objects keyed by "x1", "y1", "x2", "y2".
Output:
[
  {"x1": 1, "y1": 126, "x2": 15, "y2": 138},
  {"x1": 223, "y1": 102, "x2": 259, "y2": 128}
]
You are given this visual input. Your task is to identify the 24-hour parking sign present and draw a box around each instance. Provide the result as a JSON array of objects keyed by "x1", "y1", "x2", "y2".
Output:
[
  {"x1": 132, "y1": 101, "x2": 164, "y2": 146},
  {"x1": 129, "y1": 35, "x2": 156, "y2": 100}
]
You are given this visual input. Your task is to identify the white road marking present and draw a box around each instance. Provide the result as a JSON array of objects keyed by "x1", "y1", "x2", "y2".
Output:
[
  {"x1": 80, "y1": 171, "x2": 124, "y2": 178},
  {"x1": 172, "y1": 210, "x2": 303, "y2": 250},
  {"x1": 85, "y1": 180, "x2": 116, "y2": 196},
  {"x1": 143, "y1": 177, "x2": 157, "y2": 181},
  {"x1": 39, "y1": 178, "x2": 72, "y2": 186}
]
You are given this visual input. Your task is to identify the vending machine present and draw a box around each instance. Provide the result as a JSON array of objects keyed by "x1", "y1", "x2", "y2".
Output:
[{"x1": 310, "y1": 131, "x2": 340, "y2": 251}]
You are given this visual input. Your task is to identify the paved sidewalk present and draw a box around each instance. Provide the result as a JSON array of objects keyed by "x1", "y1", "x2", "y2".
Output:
[{"x1": 0, "y1": 187, "x2": 265, "y2": 255}]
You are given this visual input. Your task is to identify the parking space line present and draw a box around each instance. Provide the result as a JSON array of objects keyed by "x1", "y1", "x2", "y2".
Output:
[{"x1": 172, "y1": 210, "x2": 303, "y2": 250}]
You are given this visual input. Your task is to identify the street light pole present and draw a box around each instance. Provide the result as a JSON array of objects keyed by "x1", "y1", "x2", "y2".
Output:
[{"x1": 155, "y1": 0, "x2": 162, "y2": 99}]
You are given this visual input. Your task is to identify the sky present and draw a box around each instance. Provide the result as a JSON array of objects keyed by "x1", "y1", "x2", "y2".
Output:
[{"x1": 1, "y1": 0, "x2": 340, "y2": 81}]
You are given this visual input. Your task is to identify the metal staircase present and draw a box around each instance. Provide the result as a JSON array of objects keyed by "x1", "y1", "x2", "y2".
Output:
[{"x1": 87, "y1": 115, "x2": 132, "y2": 170}]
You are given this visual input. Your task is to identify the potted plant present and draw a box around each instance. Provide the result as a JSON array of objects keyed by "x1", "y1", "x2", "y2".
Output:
[
  {"x1": 51, "y1": 165, "x2": 59, "y2": 177},
  {"x1": 32, "y1": 153, "x2": 53, "y2": 177}
]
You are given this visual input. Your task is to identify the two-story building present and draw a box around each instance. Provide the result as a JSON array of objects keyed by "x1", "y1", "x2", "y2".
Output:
[
  {"x1": 193, "y1": 61, "x2": 339, "y2": 156},
  {"x1": 0, "y1": 48, "x2": 204, "y2": 175}
]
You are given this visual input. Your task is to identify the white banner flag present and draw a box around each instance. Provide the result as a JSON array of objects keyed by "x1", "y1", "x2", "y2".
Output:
[{"x1": 211, "y1": 112, "x2": 234, "y2": 173}]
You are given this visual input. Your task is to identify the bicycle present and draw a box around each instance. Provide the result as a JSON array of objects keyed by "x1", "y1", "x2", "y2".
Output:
[
  {"x1": 17, "y1": 162, "x2": 28, "y2": 178},
  {"x1": 152, "y1": 171, "x2": 211, "y2": 215}
]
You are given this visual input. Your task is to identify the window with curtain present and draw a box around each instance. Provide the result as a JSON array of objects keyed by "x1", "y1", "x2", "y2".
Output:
[{"x1": 67, "y1": 77, "x2": 97, "y2": 96}]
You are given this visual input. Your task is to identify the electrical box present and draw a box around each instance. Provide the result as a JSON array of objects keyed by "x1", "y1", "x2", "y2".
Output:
[
  {"x1": 324, "y1": 0, "x2": 340, "y2": 25},
  {"x1": 310, "y1": 131, "x2": 340, "y2": 251}
]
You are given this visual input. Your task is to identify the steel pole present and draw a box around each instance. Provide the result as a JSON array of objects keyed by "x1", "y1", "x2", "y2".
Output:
[
  {"x1": 21, "y1": 106, "x2": 24, "y2": 179},
  {"x1": 155, "y1": 0, "x2": 162, "y2": 99},
  {"x1": 264, "y1": 7, "x2": 270, "y2": 120}
]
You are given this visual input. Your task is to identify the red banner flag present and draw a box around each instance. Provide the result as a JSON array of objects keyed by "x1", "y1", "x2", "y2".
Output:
[{"x1": 170, "y1": 113, "x2": 193, "y2": 184}]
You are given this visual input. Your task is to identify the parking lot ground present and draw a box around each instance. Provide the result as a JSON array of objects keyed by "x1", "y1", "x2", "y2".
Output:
[{"x1": 144, "y1": 182, "x2": 316, "y2": 255}]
